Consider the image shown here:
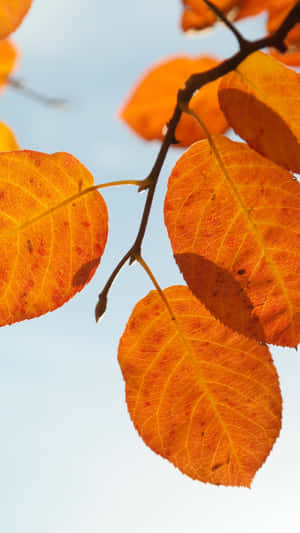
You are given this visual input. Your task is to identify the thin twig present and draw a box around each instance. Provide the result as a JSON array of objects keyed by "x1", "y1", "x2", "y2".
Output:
[
  {"x1": 136, "y1": 254, "x2": 176, "y2": 321},
  {"x1": 8, "y1": 77, "x2": 68, "y2": 107}
]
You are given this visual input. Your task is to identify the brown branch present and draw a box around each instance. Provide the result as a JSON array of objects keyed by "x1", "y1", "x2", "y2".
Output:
[{"x1": 95, "y1": 0, "x2": 300, "y2": 320}]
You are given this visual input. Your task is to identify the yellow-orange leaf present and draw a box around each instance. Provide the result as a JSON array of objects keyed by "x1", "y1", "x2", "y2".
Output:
[
  {"x1": 181, "y1": 0, "x2": 238, "y2": 32},
  {"x1": 0, "y1": 39, "x2": 18, "y2": 91},
  {"x1": 118, "y1": 285, "x2": 282, "y2": 487},
  {"x1": 164, "y1": 135, "x2": 300, "y2": 347},
  {"x1": 0, "y1": 121, "x2": 19, "y2": 151},
  {"x1": 219, "y1": 51, "x2": 300, "y2": 173},
  {"x1": 0, "y1": 151, "x2": 108, "y2": 325},
  {"x1": 120, "y1": 56, "x2": 228, "y2": 147},
  {"x1": 0, "y1": 0, "x2": 32, "y2": 39}
]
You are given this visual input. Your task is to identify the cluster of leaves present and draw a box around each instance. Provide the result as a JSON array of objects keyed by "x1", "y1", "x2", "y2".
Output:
[
  {"x1": 119, "y1": 0, "x2": 300, "y2": 488},
  {"x1": 182, "y1": 0, "x2": 300, "y2": 64},
  {"x1": 1, "y1": 0, "x2": 300, "y2": 489}
]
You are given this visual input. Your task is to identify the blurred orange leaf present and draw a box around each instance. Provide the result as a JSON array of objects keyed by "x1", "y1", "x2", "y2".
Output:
[
  {"x1": 219, "y1": 51, "x2": 300, "y2": 173},
  {"x1": 0, "y1": 39, "x2": 18, "y2": 91},
  {"x1": 118, "y1": 285, "x2": 282, "y2": 487},
  {"x1": 235, "y1": 0, "x2": 267, "y2": 19},
  {"x1": 0, "y1": 0, "x2": 32, "y2": 39},
  {"x1": 0, "y1": 151, "x2": 108, "y2": 325},
  {"x1": 121, "y1": 55, "x2": 228, "y2": 147},
  {"x1": 0, "y1": 121, "x2": 19, "y2": 151},
  {"x1": 164, "y1": 135, "x2": 300, "y2": 347}
]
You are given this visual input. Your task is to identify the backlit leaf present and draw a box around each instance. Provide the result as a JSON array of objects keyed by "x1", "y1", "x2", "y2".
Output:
[
  {"x1": 0, "y1": 39, "x2": 18, "y2": 91},
  {"x1": 219, "y1": 51, "x2": 300, "y2": 173},
  {"x1": 0, "y1": 121, "x2": 19, "y2": 151},
  {"x1": 120, "y1": 55, "x2": 228, "y2": 147},
  {"x1": 0, "y1": 0, "x2": 32, "y2": 39},
  {"x1": 164, "y1": 135, "x2": 300, "y2": 347},
  {"x1": 0, "y1": 151, "x2": 108, "y2": 325},
  {"x1": 118, "y1": 285, "x2": 282, "y2": 487}
]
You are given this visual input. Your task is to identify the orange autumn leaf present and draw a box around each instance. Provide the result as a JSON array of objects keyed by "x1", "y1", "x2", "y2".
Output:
[
  {"x1": 0, "y1": 39, "x2": 18, "y2": 91},
  {"x1": 121, "y1": 55, "x2": 228, "y2": 147},
  {"x1": 181, "y1": 0, "x2": 238, "y2": 32},
  {"x1": 0, "y1": 151, "x2": 108, "y2": 325},
  {"x1": 164, "y1": 135, "x2": 300, "y2": 347},
  {"x1": 118, "y1": 285, "x2": 282, "y2": 488},
  {"x1": 218, "y1": 51, "x2": 300, "y2": 173},
  {"x1": 0, "y1": 0, "x2": 32, "y2": 39},
  {"x1": 0, "y1": 121, "x2": 19, "y2": 151}
]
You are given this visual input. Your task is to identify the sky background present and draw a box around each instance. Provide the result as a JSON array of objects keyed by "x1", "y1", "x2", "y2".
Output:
[{"x1": 0, "y1": 1, "x2": 300, "y2": 532}]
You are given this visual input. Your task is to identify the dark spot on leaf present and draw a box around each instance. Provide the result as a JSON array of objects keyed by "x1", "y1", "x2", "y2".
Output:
[
  {"x1": 212, "y1": 462, "x2": 224, "y2": 471},
  {"x1": 237, "y1": 269, "x2": 245, "y2": 275},
  {"x1": 72, "y1": 257, "x2": 100, "y2": 287},
  {"x1": 27, "y1": 240, "x2": 33, "y2": 254}
]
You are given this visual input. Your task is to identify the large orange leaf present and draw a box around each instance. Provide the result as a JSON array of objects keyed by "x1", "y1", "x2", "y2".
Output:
[
  {"x1": 118, "y1": 285, "x2": 282, "y2": 487},
  {"x1": 0, "y1": 151, "x2": 108, "y2": 325},
  {"x1": 0, "y1": 0, "x2": 32, "y2": 39},
  {"x1": 218, "y1": 51, "x2": 300, "y2": 173},
  {"x1": 0, "y1": 39, "x2": 18, "y2": 91},
  {"x1": 164, "y1": 135, "x2": 300, "y2": 347},
  {"x1": 120, "y1": 55, "x2": 228, "y2": 147},
  {"x1": 0, "y1": 122, "x2": 19, "y2": 151},
  {"x1": 181, "y1": 0, "x2": 238, "y2": 32}
]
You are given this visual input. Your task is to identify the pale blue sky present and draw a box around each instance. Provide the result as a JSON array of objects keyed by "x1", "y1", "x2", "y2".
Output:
[{"x1": 0, "y1": 2, "x2": 299, "y2": 532}]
